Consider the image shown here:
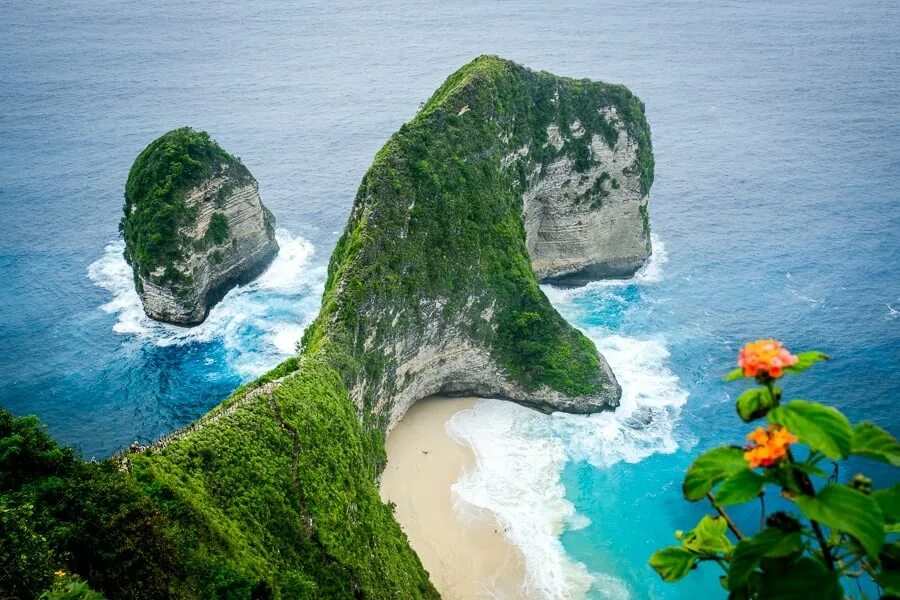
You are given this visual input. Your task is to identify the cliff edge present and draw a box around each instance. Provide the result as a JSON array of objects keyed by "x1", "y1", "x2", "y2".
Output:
[{"x1": 120, "y1": 128, "x2": 279, "y2": 326}]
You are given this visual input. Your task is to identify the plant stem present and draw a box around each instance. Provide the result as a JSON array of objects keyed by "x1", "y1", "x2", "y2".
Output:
[
  {"x1": 765, "y1": 380, "x2": 780, "y2": 406},
  {"x1": 706, "y1": 492, "x2": 744, "y2": 539},
  {"x1": 787, "y1": 449, "x2": 836, "y2": 570},
  {"x1": 759, "y1": 493, "x2": 766, "y2": 530}
]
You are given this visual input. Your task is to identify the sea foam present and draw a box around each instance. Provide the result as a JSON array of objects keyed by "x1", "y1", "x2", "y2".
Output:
[
  {"x1": 87, "y1": 229, "x2": 323, "y2": 378},
  {"x1": 447, "y1": 235, "x2": 686, "y2": 599}
]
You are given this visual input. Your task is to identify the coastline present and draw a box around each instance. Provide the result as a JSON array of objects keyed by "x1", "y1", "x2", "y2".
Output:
[{"x1": 380, "y1": 396, "x2": 528, "y2": 599}]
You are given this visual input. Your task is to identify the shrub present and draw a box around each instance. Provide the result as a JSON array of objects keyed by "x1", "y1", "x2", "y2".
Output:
[
  {"x1": 206, "y1": 212, "x2": 230, "y2": 245},
  {"x1": 39, "y1": 573, "x2": 106, "y2": 600},
  {"x1": 649, "y1": 340, "x2": 899, "y2": 598}
]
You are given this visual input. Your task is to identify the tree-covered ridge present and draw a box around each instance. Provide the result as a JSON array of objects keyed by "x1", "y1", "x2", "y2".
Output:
[
  {"x1": 420, "y1": 55, "x2": 653, "y2": 193},
  {"x1": 0, "y1": 365, "x2": 438, "y2": 599},
  {"x1": 119, "y1": 127, "x2": 251, "y2": 285}
]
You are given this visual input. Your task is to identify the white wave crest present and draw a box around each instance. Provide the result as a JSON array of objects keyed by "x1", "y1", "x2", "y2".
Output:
[
  {"x1": 447, "y1": 332, "x2": 686, "y2": 599},
  {"x1": 542, "y1": 234, "x2": 667, "y2": 305},
  {"x1": 447, "y1": 401, "x2": 595, "y2": 600},
  {"x1": 86, "y1": 229, "x2": 324, "y2": 378}
]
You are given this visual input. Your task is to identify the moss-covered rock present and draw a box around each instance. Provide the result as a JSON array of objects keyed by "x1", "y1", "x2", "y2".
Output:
[{"x1": 120, "y1": 128, "x2": 278, "y2": 326}]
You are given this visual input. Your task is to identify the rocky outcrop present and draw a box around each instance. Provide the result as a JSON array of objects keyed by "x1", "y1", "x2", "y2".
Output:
[
  {"x1": 299, "y1": 56, "x2": 655, "y2": 430},
  {"x1": 120, "y1": 128, "x2": 278, "y2": 326},
  {"x1": 371, "y1": 309, "x2": 620, "y2": 431},
  {"x1": 523, "y1": 106, "x2": 653, "y2": 284}
]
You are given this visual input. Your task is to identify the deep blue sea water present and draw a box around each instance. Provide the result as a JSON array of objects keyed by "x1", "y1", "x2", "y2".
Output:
[{"x1": 1, "y1": 1, "x2": 898, "y2": 597}]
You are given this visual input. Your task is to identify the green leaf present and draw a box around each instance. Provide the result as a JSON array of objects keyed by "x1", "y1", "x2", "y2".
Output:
[
  {"x1": 648, "y1": 546, "x2": 697, "y2": 582},
  {"x1": 879, "y1": 569, "x2": 900, "y2": 597},
  {"x1": 768, "y1": 400, "x2": 851, "y2": 459},
  {"x1": 735, "y1": 388, "x2": 777, "y2": 422},
  {"x1": 682, "y1": 515, "x2": 733, "y2": 555},
  {"x1": 682, "y1": 447, "x2": 747, "y2": 501},
  {"x1": 783, "y1": 351, "x2": 829, "y2": 375},
  {"x1": 874, "y1": 483, "x2": 900, "y2": 524},
  {"x1": 789, "y1": 461, "x2": 829, "y2": 479},
  {"x1": 851, "y1": 421, "x2": 900, "y2": 466},
  {"x1": 715, "y1": 469, "x2": 765, "y2": 506},
  {"x1": 724, "y1": 367, "x2": 745, "y2": 382},
  {"x1": 794, "y1": 483, "x2": 885, "y2": 559},
  {"x1": 728, "y1": 527, "x2": 804, "y2": 589},
  {"x1": 758, "y1": 556, "x2": 842, "y2": 600},
  {"x1": 878, "y1": 541, "x2": 900, "y2": 595}
]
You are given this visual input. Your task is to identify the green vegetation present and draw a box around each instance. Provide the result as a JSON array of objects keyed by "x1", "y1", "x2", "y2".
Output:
[
  {"x1": 0, "y1": 374, "x2": 436, "y2": 599},
  {"x1": 2, "y1": 57, "x2": 653, "y2": 598},
  {"x1": 39, "y1": 574, "x2": 106, "y2": 600},
  {"x1": 650, "y1": 341, "x2": 900, "y2": 598},
  {"x1": 205, "y1": 212, "x2": 231, "y2": 245},
  {"x1": 0, "y1": 411, "x2": 183, "y2": 599},
  {"x1": 119, "y1": 127, "x2": 250, "y2": 285}
]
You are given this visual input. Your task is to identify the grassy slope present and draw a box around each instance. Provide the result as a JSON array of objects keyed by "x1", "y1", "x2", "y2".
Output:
[{"x1": 1, "y1": 56, "x2": 653, "y2": 599}]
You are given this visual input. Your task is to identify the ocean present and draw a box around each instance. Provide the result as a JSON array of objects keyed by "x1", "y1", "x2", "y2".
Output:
[{"x1": 1, "y1": 1, "x2": 898, "y2": 597}]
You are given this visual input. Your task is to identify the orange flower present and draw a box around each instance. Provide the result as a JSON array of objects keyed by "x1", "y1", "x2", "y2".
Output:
[
  {"x1": 744, "y1": 425, "x2": 797, "y2": 468},
  {"x1": 738, "y1": 339, "x2": 798, "y2": 379}
]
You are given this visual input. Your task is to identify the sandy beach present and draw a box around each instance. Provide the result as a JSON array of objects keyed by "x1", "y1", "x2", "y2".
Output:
[{"x1": 380, "y1": 396, "x2": 528, "y2": 599}]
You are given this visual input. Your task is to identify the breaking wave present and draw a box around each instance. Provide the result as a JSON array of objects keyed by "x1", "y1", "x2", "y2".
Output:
[
  {"x1": 87, "y1": 229, "x2": 324, "y2": 378},
  {"x1": 446, "y1": 234, "x2": 686, "y2": 599}
]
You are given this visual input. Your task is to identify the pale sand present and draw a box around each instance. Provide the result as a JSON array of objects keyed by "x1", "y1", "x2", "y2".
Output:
[{"x1": 380, "y1": 396, "x2": 528, "y2": 599}]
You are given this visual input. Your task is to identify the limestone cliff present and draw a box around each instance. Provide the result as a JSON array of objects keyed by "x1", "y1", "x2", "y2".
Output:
[
  {"x1": 120, "y1": 128, "x2": 278, "y2": 326},
  {"x1": 302, "y1": 55, "x2": 657, "y2": 428},
  {"x1": 524, "y1": 105, "x2": 653, "y2": 284}
]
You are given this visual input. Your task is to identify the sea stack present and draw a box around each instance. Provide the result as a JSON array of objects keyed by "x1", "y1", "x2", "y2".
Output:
[
  {"x1": 299, "y1": 55, "x2": 657, "y2": 428},
  {"x1": 120, "y1": 128, "x2": 278, "y2": 326}
]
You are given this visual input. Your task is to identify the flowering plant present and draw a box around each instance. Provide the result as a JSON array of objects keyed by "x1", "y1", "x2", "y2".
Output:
[{"x1": 649, "y1": 341, "x2": 899, "y2": 599}]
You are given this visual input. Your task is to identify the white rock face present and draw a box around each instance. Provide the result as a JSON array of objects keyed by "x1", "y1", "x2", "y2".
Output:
[
  {"x1": 137, "y1": 166, "x2": 278, "y2": 325},
  {"x1": 369, "y1": 325, "x2": 620, "y2": 433},
  {"x1": 519, "y1": 108, "x2": 651, "y2": 284}
]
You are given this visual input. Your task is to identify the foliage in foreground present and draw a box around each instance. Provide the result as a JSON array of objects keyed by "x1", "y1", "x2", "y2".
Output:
[
  {"x1": 0, "y1": 411, "x2": 181, "y2": 599},
  {"x1": 650, "y1": 340, "x2": 900, "y2": 599}
]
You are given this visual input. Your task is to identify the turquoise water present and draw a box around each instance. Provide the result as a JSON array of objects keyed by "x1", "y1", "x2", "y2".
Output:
[{"x1": 2, "y1": 1, "x2": 898, "y2": 597}]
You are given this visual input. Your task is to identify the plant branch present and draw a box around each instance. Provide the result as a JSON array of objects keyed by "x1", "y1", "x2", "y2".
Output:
[
  {"x1": 759, "y1": 493, "x2": 766, "y2": 530},
  {"x1": 787, "y1": 449, "x2": 836, "y2": 570},
  {"x1": 706, "y1": 492, "x2": 744, "y2": 540}
]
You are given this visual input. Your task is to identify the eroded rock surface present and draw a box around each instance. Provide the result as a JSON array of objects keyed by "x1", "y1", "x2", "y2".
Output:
[
  {"x1": 522, "y1": 107, "x2": 652, "y2": 284},
  {"x1": 301, "y1": 56, "x2": 655, "y2": 429},
  {"x1": 121, "y1": 128, "x2": 278, "y2": 325}
]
